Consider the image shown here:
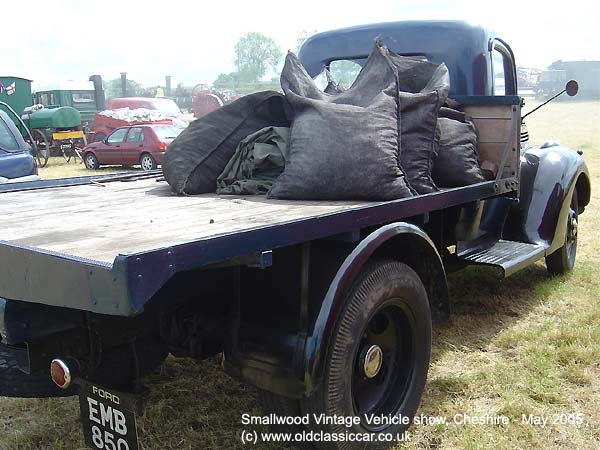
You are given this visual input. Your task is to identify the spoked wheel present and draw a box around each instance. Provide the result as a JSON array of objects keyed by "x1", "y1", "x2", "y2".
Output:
[
  {"x1": 546, "y1": 189, "x2": 579, "y2": 274},
  {"x1": 62, "y1": 136, "x2": 86, "y2": 164},
  {"x1": 32, "y1": 129, "x2": 49, "y2": 168},
  {"x1": 73, "y1": 135, "x2": 87, "y2": 164},
  {"x1": 259, "y1": 259, "x2": 432, "y2": 450}
]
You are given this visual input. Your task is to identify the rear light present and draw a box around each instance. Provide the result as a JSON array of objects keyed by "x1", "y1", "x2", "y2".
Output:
[
  {"x1": 157, "y1": 142, "x2": 166, "y2": 151},
  {"x1": 50, "y1": 359, "x2": 72, "y2": 389}
]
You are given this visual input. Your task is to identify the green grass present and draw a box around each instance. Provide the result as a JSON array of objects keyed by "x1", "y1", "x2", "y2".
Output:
[{"x1": 1, "y1": 99, "x2": 599, "y2": 450}]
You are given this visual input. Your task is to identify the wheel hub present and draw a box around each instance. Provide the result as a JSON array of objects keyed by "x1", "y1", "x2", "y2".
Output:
[
  {"x1": 568, "y1": 213, "x2": 578, "y2": 242},
  {"x1": 361, "y1": 344, "x2": 383, "y2": 379}
]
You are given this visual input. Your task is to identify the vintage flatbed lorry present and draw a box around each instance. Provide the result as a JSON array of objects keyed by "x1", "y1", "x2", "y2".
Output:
[{"x1": 0, "y1": 21, "x2": 591, "y2": 450}]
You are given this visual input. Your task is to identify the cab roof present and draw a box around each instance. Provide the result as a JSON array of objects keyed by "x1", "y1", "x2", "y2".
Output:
[{"x1": 298, "y1": 20, "x2": 496, "y2": 96}]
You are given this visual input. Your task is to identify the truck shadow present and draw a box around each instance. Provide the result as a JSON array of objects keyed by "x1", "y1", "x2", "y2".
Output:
[
  {"x1": 436, "y1": 263, "x2": 552, "y2": 343},
  {"x1": 420, "y1": 262, "x2": 562, "y2": 410},
  {"x1": 132, "y1": 264, "x2": 559, "y2": 449}
]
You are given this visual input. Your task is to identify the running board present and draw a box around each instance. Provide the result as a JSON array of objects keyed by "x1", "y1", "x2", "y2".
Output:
[{"x1": 457, "y1": 240, "x2": 546, "y2": 278}]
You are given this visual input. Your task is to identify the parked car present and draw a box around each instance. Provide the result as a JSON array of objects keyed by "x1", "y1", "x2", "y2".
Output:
[
  {"x1": 82, "y1": 123, "x2": 180, "y2": 171},
  {"x1": 0, "y1": 109, "x2": 39, "y2": 183},
  {"x1": 90, "y1": 97, "x2": 189, "y2": 142}
]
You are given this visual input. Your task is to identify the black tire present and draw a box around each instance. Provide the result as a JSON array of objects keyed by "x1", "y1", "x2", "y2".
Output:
[
  {"x1": 546, "y1": 189, "x2": 578, "y2": 275},
  {"x1": 259, "y1": 259, "x2": 432, "y2": 450},
  {"x1": 32, "y1": 129, "x2": 49, "y2": 168},
  {"x1": 140, "y1": 153, "x2": 157, "y2": 171},
  {"x1": 0, "y1": 345, "x2": 77, "y2": 398},
  {"x1": 84, "y1": 152, "x2": 99, "y2": 170}
]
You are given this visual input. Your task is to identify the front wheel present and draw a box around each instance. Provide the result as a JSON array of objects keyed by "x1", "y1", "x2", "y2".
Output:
[
  {"x1": 84, "y1": 152, "x2": 99, "y2": 170},
  {"x1": 546, "y1": 189, "x2": 578, "y2": 274},
  {"x1": 140, "y1": 153, "x2": 157, "y2": 171},
  {"x1": 260, "y1": 259, "x2": 432, "y2": 450}
]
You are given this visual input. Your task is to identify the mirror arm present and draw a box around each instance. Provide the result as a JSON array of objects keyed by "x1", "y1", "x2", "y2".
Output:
[{"x1": 521, "y1": 88, "x2": 566, "y2": 120}]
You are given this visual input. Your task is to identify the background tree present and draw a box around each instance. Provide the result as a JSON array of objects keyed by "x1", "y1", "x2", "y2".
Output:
[
  {"x1": 213, "y1": 72, "x2": 240, "y2": 90},
  {"x1": 295, "y1": 30, "x2": 318, "y2": 53},
  {"x1": 105, "y1": 78, "x2": 145, "y2": 99},
  {"x1": 234, "y1": 32, "x2": 282, "y2": 83}
]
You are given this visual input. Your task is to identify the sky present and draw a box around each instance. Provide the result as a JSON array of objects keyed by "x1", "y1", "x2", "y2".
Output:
[{"x1": 2, "y1": 0, "x2": 598, "y2": 90}]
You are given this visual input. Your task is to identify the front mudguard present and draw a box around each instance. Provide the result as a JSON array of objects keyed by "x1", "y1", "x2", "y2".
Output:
[{"x1": 505, "y1": 144, "x2": 591, "y2": 254}]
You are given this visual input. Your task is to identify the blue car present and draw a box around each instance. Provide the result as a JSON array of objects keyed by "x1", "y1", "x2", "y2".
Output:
[{"x1": 0, "y1": 109, "x2": 39, "y2": 183}]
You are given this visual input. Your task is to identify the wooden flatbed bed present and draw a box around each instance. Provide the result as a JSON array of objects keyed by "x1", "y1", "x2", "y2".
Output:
[
  {"x1": 0, "y1": 172, "x2": 514, "y2": 316},
  {"x1": 1, "y1": 176, "x2": 369, "y2": 265}
]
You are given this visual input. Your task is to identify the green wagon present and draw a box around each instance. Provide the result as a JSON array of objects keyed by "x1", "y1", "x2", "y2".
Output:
[{"x1": 21, "y1": 105, "x2": 87, "y2": 166}]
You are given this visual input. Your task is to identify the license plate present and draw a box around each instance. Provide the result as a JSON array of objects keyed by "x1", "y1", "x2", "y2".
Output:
[{"x1": 78, "y1": 380, "x2": 139, "y2": 450}]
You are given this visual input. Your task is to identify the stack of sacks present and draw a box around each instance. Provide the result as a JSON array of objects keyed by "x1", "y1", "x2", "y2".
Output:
[
  {"x1": 432, "y1": 100, "x2": 487, "y2": 187},
  {"x1": 268, "y1": 41, "x2": 451, "y2": 200}
]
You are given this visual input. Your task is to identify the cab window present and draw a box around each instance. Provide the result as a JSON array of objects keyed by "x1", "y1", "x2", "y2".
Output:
[
  {"x1": 491, "y1": 41, "x2": 516, "y2": 95},
  {"x1": 37, "y1": 93, "x2": 55, "y2": 107},
  {"x1": 107, "y1": 128, "x2": 128, "y2": 143},
  {"x1": 126, "y1": 128, "x2": 144, "y2": 143},
  {"x1": 492, "y1": 49, "x2": 506, "y2": 95},
  {"x1": 329, "y1": 60, "x2": 363, "y2": 89}
]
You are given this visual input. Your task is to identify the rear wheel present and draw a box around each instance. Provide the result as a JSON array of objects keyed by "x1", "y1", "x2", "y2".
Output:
[
  {"x1": 546, "y1": 189, "x2": 578, "y2": 275},
  {"x1": 259, "y1": 259, "x2": 432, "y2": 450},
  {"x1": 84, "y1": 152, "x2": 99, "y2": 170},
  {"x1": 32, "y1": 129, "x2": 49, "y2": 168},
  {"x1": 140, "y1": 153, "x2": 157, "y2": 171}
]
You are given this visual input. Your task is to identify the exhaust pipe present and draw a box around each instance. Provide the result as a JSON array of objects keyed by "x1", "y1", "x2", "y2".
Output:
[{"x1": 89, "y1": 75, "x2": 106, "y2": 111}]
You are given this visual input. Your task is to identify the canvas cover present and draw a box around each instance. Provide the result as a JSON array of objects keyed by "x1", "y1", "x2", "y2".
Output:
[{"x1": 216, "y1": 126, "x2": 289, "y2": 195}]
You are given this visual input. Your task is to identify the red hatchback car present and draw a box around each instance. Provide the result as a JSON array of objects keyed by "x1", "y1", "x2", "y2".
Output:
[{"x1": 83, "y1": 124, "x2": 180, "y2": 171}]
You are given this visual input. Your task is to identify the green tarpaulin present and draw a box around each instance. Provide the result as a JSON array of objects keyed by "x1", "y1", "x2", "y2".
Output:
[{"x1": 216, "y1": 126, "x2": 289, "y2": 195}]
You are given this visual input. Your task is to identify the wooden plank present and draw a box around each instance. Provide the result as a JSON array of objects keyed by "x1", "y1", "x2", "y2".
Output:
[
  {"x1": 463, "y1": 104, "x2": 516, "y2": 119},
  {"x1": 472, "y1": 117, "x2": 513, "y2": 143},
  {"x1": 0, "y1": 179, "x2": 372, "y2": 265}
]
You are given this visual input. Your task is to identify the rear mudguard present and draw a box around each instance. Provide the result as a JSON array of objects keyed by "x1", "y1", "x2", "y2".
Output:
[
  {"x1": 303, "y1": 222, "x2": 447, "y2": 394},
  {"x1": 505, "y1": 144, "x2": 590, "y2": 254}
]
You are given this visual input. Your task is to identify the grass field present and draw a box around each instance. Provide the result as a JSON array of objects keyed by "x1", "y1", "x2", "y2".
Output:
[
  {"x1": 1, "y1": 99, "x2": 598, "y2": 450},
  {"x1": 37, "y1": 157, "x2": 137, "y2": 180}
]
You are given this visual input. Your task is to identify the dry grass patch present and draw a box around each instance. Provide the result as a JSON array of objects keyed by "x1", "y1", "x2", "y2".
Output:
[{"x1": 38, "y1": 157, "x2": 137, "y2": 180}]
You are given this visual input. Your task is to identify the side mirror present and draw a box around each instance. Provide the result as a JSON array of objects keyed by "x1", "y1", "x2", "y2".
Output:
[{"x1": 565, "y1": 80, "x2": 578, "y2": 97}]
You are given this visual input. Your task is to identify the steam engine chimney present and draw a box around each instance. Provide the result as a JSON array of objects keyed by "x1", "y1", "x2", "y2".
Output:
[
  {"x1": 120, "y1": 72, "x2": 127, "y2": 97},
  {"x1": 165, "y1": 75, "x2": 172, "y2": 96},
  {"x1": 88, "y1": 75, "x2": 106, "y2": 111}
]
